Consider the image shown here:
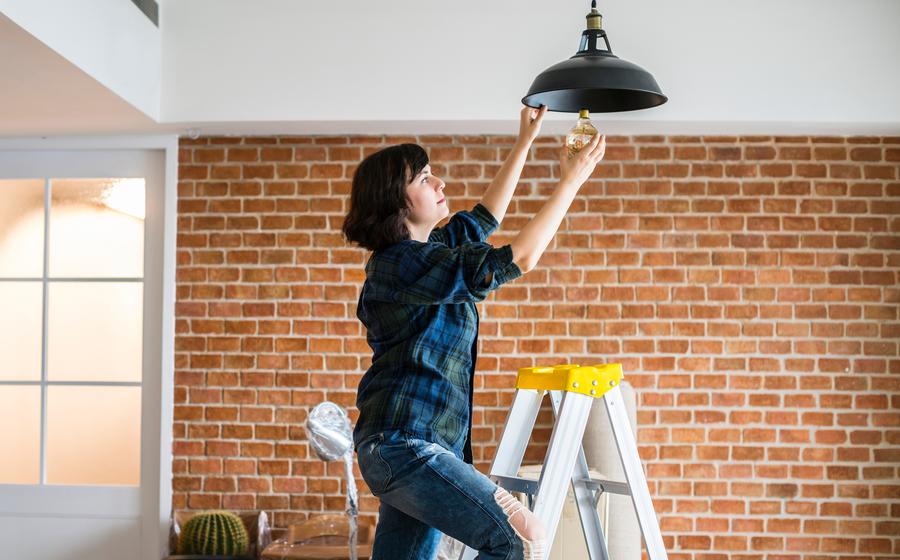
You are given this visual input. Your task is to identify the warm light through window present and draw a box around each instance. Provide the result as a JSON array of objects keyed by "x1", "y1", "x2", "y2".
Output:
[{"x1": 100, "y1": 178, "x2": 146, "y2": 220}]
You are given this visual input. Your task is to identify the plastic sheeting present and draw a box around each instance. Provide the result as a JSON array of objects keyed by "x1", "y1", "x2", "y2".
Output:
[{"x1": 306, "y1": 402, "x2": 359, "y2": 560}]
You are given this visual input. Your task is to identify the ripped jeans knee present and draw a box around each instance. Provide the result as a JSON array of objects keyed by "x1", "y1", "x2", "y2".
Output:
[{"x1": 494, "y1": 486, "x2": 546, "y2": 560}]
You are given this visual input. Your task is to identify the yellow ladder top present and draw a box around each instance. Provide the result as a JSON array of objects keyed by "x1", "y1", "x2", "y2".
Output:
[{"x1": 516, "y1": 363, "x2": 624, "y2": 399}]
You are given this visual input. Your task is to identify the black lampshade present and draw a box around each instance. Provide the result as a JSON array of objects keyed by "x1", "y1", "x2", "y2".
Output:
[{"x1": 522, "y1": 3, "x2": 667, "y2": 114}]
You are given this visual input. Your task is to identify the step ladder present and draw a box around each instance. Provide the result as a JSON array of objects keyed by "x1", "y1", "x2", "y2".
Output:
[{"x1": 459, "y1": 363, "x2": 668, "y2": 560}]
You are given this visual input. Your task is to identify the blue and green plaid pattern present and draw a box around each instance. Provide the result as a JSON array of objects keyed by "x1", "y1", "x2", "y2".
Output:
[{"x1": 353, "y1": 204, "x2": 522, "y2": 463}]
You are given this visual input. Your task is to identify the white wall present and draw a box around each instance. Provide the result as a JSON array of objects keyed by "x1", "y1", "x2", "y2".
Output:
[
  {"x1": 2, "y1": 0, "x2": 898, "y2": 136},
  {"x1": 160, "y1": 0, "x2": 900, "y2": 135},
  {"x1": 0, "y1": 0, "x2": 161, "y2": 121}
]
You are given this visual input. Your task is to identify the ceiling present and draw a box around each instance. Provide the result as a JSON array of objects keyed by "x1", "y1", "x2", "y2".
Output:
[
  {"x1": 0, "y1": 12, "x2": 159, "y2": 137},
  {"x1": 2, "y1": 2, "x2": 899, "y2": 139}
]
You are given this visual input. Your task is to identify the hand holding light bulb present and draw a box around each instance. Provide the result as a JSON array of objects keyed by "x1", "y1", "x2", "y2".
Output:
[{"x1": 559, "y1": 131, "x2": 607, "y2": 189}]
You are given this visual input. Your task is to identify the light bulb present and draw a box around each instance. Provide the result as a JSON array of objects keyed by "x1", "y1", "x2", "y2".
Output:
[{"x1": 566, "y1": 109, "x2": 599, "y2": 157}]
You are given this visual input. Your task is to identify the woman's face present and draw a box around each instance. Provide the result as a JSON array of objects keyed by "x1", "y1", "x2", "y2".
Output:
[{"x1": 405, "y1": 164, "x2": 449, "y2": 228}]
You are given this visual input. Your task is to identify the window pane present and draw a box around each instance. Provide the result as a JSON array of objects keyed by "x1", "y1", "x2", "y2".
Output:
[
  {"x1": 0, "y1": 179, "x2": 44, "y2": 277},
  {"x1": 0, "y1": 386, "x2": 41, "y2": 484},
  {"x1": 49, "y1": 178, "x2": 144, "y2": 278},
  {"x1": 46, "y1": 386, "x2": 141, "y2": 486},
  {"x1": 47, "y1": 283, "x2": 142, "y2": 382},
  {"x1": 0, "y1": 282, "x2": 42, "y2": 381}
]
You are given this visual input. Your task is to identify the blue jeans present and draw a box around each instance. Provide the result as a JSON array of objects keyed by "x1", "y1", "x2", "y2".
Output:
[{"x1": 357, "y1": 430, "x2": 524, "y2": 560}]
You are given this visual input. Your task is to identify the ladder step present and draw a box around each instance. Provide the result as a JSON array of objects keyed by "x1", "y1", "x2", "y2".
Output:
[
  {"x1": 492, "y1": 475, "x2": 540, "y2": 495},
  {"x1": 582, "y1": 478, "x2": 631, "y2": 496},
  {"x1": 494, "y1": 475, "x2": 632, "y2": 498}
]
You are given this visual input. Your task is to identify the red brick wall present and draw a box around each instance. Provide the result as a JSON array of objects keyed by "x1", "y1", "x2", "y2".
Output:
[{"x1": 174, "y1": 134, "x2": 900, "y2": 557}]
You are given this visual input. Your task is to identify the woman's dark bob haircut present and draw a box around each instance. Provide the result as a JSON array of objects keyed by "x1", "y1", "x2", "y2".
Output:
[{"x1": 342, "y1": 143, "x2": 429, "y2": 252}]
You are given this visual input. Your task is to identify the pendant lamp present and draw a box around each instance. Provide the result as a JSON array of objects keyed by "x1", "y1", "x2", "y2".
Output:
[{"x1": 522, "y1": 1, "x2": 667, "y2": 113}]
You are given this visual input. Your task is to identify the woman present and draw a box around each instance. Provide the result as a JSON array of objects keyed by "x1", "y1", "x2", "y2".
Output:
[{"x1": 342, "y1": 105, "x2": 607, "y2": 560}]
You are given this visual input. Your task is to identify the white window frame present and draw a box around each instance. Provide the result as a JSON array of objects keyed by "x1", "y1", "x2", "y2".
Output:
[{"x1": 0, "y1": 135, "x2": 178, "y2": 560}]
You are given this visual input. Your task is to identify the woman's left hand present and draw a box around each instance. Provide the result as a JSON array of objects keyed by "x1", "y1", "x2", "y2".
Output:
[{"x1": 517, "y1": 104, "x2": 548, "y2": 146}]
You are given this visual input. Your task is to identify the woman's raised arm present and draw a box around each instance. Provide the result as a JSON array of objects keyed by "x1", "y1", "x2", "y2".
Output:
[
  {"x1": 510, "y1": 132, "x2": 607, "y2": 273},
  {"x1": 479, "y1": 105, "x2": 548, "y2": 223}
]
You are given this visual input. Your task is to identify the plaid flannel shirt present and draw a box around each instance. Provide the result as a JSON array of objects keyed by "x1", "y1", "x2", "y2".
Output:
[{"x1": 352, "y1": 203, "x2": 522, "y2": 463}]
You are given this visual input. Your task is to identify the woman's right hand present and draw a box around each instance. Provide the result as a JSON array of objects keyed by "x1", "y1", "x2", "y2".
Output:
[{"x1": 559, "y1": 133, "x2": 607, "y2": 188}]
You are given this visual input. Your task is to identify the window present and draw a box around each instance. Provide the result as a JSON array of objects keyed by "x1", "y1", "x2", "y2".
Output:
[{"x1": 0, "y1": 178, "x2": 144, "y2": 486}]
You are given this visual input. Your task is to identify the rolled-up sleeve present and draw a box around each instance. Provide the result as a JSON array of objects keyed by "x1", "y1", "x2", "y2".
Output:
[
  {"x1": 368, "y1": 240, "x2": 521, "y2": 305},
  {"x1": 428, "y1": 203, "x2": 500, "y2": 247}
]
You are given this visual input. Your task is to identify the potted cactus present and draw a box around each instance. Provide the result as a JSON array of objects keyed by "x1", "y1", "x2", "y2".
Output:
[{"x1": 168, "y1": 510, "x2": 256, "y2": 560}]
